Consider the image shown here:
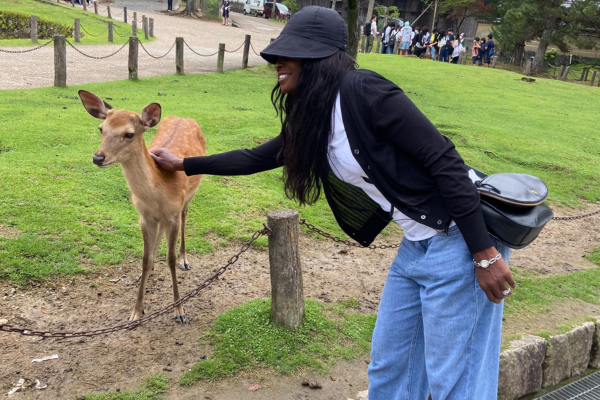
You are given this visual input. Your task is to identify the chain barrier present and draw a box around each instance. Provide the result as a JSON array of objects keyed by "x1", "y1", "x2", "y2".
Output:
[
  {"x1": 183, "y1": 39, "x2": 219, "y2": 57},
  {"x1": 250, "y1": 42, "x2": 261, "y2": 57},
  {"x1": 114, "y1": 26, "x2": 131, "y2": 38},
  {"x1": 299, "y1": 219, "x2": 401, "y2": 250},
  {"x1": 0, "y1": 225, "x2": 272, "y2": 338},
  {"x1": 224, "y1": 41, "x2": 245, "y2": 54},
  {"x1": 553, "y1": 209, "x2": 600, "y2": 221},
  {"x1": 111, "y1": 8, "x2": 124, "y2": 16},
  {"x1": 0, "y1": 39, "x2": 53, "y2": 54},
  {"x1": 66, "y1": 39, "x2": 128, "y2": 59},
  {"x1": 80, "y1": 24, "x2": 108, "y2": 37},
  {"x1": 139, "y1": 41, "x2": 176, "y2": 59}
]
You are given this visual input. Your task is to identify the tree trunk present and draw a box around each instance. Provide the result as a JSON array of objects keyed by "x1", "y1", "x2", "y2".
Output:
[
  {"x1": 183, "y1": 0, "x2": 200, "y2": 17},
  {"x1": 531, "y1": 16, "x2": 556, "y2": 75},
  {"x1": 366, "y1": 0, "x2": 375, "y2": 27},
  {"x1": 431, "y1": 0, "x2": 438, "y2": 32},
  {"x1": 514, "y1": 43, "x2": 524, "y2": 66},
  {"x1": 347, "y1": 0, "x2": 359, "y2": 60}
]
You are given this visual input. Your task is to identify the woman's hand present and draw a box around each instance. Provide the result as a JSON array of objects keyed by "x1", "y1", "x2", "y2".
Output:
[
  {"x1": 473, "y1": 247, "x2": 516, "y2": 304},
  {"x1": 149, "y1": 148, "x2": 184, "y2": 171}
]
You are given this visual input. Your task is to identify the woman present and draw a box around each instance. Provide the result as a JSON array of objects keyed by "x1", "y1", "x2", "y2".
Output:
[
  {"x1": 399, "y1": 21, "x2": 412, "y2": 56},
  {"x1": 428, "y1": 28, "x2": 439, "y2": 61},
  {"x1": 150, "y1": 6, "x2": 515, "y2": 399},
  {"x1": 221, "y1": 0, "x2": 231, "y2": 26}
]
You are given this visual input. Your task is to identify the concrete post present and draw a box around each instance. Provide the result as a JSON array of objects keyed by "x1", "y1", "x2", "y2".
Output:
[
  {"x1": 74, "y1": 18, "x2": 80, "y2": 43},
  {"x1": 149, "y1": 18, "x2": 154, "y2": 37},
  {"x1": 217, "y1": 43, "x2": 225, "y2": 73},
  {"x1": 94, "y1": 0, "x2": 98, "y2": 14},
  {"x1": 124, "y1": 7, "x2": 127, "y2": 23},
  {"x1": 108, "y1": 21, "x2": 113, "y2": 43},
  {"x1": 107, "y1": 5, "x2": 112, "y2": 18}
]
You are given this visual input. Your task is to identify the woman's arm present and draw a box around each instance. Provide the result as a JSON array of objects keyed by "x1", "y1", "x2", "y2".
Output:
[{"x1": 150, "y1": 135, "x2": 283, "y2": 176}]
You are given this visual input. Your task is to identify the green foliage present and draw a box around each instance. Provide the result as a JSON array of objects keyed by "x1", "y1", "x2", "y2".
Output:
[
  {"x1": 388, "y1": 6, "x2": 399, "y2": 19},
  {"x1": 282, "y1": 0, "x2": 298, "y2": 14},
  {"x1": 545, "y1": 48, "x2": 558, "y2": 63},
  {"x1": 179, "y1": 298, "x2": 376, "y2": 384},
  {"x1": 202, "y1": 0, "x2": 223, "y2": 20},
  {"x1": 0, "y1": 11, "x2": 73, "y2": 39},
  {"x1": 587, "y1": 247, "x2": 600, "y2": 266},
  {"x1": 0, "y1": 0, "x2": 150, "y2": 46},
  {"x1": 83, "y1": 374, "x2": 168, "y2": 400}
]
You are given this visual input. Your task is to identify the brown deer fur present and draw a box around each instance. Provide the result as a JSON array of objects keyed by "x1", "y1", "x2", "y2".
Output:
[{"x1": 78, "y1": 90, "x2": 206, "y2": 322}]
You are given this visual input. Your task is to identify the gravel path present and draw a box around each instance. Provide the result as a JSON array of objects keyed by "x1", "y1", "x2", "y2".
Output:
[{"x1": 0, "y1": 5, "x2": 283, "y2": 90}]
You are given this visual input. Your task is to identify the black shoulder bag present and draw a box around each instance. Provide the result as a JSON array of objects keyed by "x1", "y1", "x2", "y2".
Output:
[{"x1": 473, "y1": 171, "x2": 554, "y2": 249}]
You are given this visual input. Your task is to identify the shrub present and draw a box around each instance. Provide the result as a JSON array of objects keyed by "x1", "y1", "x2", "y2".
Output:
[{"x1": 0, "y1": 11, "x2": 73, "y2": 39}]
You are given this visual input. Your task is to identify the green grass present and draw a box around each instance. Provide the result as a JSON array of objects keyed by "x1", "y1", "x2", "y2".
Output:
[
  {"x1": 83, "y1": 374, "x2": 168, "y2": 400},
  {"x1": 0, "y1": 0, "x2": 151, "y2": 46},
  {"x1": 0, "y1": 55, "x2": 599, "y2": 285},
  {"x1": 179, "y1": 298, "x2": 376, "y2": 384}
]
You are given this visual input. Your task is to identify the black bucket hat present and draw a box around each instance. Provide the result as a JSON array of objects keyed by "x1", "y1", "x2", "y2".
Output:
[{"x1": 260, "y1": 6, "x2": 348, "y2": 64}]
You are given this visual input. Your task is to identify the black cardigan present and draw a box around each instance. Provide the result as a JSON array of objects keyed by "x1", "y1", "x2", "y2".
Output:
[{"x1": 184, "y1": 69, "x2": 492, "y2": 254}]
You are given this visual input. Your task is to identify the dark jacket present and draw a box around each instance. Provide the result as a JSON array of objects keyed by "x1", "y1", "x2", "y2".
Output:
[{"x1": 184, "y1": 69, "x2": 492, "y2": 254}]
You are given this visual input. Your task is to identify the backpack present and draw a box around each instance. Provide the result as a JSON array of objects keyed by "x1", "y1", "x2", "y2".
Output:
[
  {"x1": 388, "y1": 30, "x2": 397, "y2": 47},
  {"x1": 364, "y1": 22, "x2": 371, "y2": 36},
  {"x1": 445, "y1": 37, "x2": 454, "y2": 53}
]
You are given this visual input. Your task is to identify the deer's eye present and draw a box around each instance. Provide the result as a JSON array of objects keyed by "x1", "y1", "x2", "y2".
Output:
[{"x1": 125, "y1": 132, "x2": 134, "y2": 139}]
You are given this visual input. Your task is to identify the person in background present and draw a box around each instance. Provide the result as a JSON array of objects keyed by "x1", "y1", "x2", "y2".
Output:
[
  {"x1": 383, "y1": 22, "x2": 395, "y2": 54},
  {"x1": 167, "y1": 0, "x2": 173, "y2": 11},
  {"x1": 438, "y1": 30, "x2": 448, "y2": 62},
  {"x1": 484, "y1": 33, "x2": 495, "y2": 67},
  {"x1": 450, "y1": 35, "x2": 460, "y2": 64},
  {"x1": 399, "y1": 21, "x2": 412, "y2": 56},
  {"x1": 221, "y1": 0, "x2": 231, "y2": 26},
  {"x1": 365, "y1": 15, "x2": 378, "y2": 54},
  {"x1": 428, "y1": 28, "x2": 439, "y2": 61},
  {"x1": 472, "y1": 37, "x2": 481, "y2": 66},
  {"x1": 409, "y1": 26, "x2": 419, "y2": 55}
]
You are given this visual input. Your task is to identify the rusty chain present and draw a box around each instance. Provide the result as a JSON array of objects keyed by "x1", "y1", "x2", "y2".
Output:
[
  {"x1": 299, "y1": 219, "x2": 401, "y2": 250},
  {"x1": 139, "y1": 41, "x2": 176, "y2": 59},
  {"x1": 80, "y1": 24, "x2": 108, "y2": 37},
  {"x1": 114, "y1": 26, "x2": 132, "y2": 38},
  {"x1": 0, "y1": 40, "x2": 53, "y2": 54},
  {"x1": 224, "y1": 41, "x2": 246, "y2": 54},
  {"x1": 0, "y1": 226, "x2": 272, "y2": 338},
  {"x1": 183, "y1": 39, "x2": 219, "y2": 57},
  {"x1": 553, "y1": 209, "x2": 600, "y2": 221},
  {"x1": 250, "y1": 42, "x2": 261, "y2": 57},
  {"x1": 66, "y1": 39, "x2": 128, "y2": 59}
]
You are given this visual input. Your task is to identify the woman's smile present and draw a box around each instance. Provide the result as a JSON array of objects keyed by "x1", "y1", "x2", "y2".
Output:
[{"x1": 275, "y1": 57, "x2": 301, "y2": 94}]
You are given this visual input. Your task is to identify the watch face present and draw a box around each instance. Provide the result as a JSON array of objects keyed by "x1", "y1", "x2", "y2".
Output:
[{"x1": 480, "y1": 260, "x2": 489, "y2": 268}]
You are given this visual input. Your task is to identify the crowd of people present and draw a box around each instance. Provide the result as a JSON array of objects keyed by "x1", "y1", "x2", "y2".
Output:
[{"x1": 363, "y1": 15, "x2": 496, "y2": 67}]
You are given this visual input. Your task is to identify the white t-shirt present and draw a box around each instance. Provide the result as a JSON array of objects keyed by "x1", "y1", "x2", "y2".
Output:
[
  {"x1": 400, "y1": 27, "x2": 411, "y2": 42},
  {"x1": 328, "y1": 95, "x2": 447, "y2": 242},
  {"x1": 371, "y1": 21, "x2": 377, "y2": 36}
]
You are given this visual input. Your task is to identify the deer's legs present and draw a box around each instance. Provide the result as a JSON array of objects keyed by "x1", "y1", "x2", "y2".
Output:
[
  {"x1": 166, "y1": 221, "x2": 186, "y2": 323},
  {"x1": 130, "y1": 221, "x2": 160, "y2": 322},
  {"x1": 136, "y1": 224, "x2": 164, "y2": 283},
  {"x1": 179, "y1": 203, "x2": 191, "y2": 271}
]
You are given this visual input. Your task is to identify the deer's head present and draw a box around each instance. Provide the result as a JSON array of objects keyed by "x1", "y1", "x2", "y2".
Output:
[{"x1": 78, "y1": 90, "x2": 161, "y2": 168}]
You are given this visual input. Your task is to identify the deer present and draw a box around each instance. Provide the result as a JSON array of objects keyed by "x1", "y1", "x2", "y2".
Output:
[{"x1": 78, "y1": 90, "x2": 206, "y2": 323}]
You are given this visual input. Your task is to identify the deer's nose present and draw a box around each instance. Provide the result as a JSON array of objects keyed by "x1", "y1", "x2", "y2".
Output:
[{"x1": 92, "y1": 154, "x2": 105, "y2": 165}]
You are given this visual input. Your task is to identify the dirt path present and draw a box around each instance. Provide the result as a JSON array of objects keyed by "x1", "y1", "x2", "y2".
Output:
[
  {"x1": 0, "y1": 207, "x2": 599, "y2": 399},
  {"x1": 0, "y1": 5, "x2": 282, "y2": 90}
]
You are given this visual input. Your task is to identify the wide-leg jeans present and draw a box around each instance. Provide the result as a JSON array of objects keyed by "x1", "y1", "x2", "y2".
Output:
[{"x1": 368, "y1": 226, "x2": 511, "y2": 400}]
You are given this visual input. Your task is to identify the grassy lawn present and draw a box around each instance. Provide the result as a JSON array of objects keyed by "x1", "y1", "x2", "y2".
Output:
[
  {"x1": 0, "y1": 0, "x2": 151, "y2": 46},
  {"x1": 83, "y1": 374, "x2": 168, "y2": 400}
]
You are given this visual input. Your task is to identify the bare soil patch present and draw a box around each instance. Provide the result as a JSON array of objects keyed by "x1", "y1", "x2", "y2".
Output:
[{"x1": 0, "y1": 206, "x2": 598, "y2": 399}]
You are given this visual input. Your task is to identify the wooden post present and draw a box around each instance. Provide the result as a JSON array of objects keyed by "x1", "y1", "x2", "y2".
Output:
[
  {"x1": 376, "y1": 36, "x2": 381, "y2": 53},
  {"x1": 217, "y1": 43, "x2": 225, "y2": 73},
  {"x1": 561, "y1": 66, "x2": 570, "y2": 81},
  {"x1": 591, "y1": 71, "x2": 597, "y2": 86},
  {"x1": 491, "y1": 55, "x2": 498, "y2": 68},
  {"x1": 133, "y1": 12, "x2": 137, "y2": 23},
  {"x1": 580, "y1": 68, "x2": 587, "y2": 81},
  {"x1": 267, "y1": 210, "x2": 304, "y2": 330},
  {"x1": 108, "y1": 21, "x2": 113, "y2": 42},
  {"x1": 83, "y1": 0, "x2": 87, "y2": 11},
  {"x1": 54, "y1": 35, "x2": 67, "y2": 87},
  {"x1": 583, "y1": 68, "x2": 590, "y2": 81},
  {"x1": 124, "y1": 7, "x2": 127, "y2": 23},
  {"x1": 176, "y1": 37, "x2": 184, "y2": 75},
  {"x1": 242, "y1": 34, "x2": 250, "y2": 69},
  {"x1": 129, "y1": 36, "x2": 138, "y2": 81},
  {"x1": 74, "y1": 18, "x2": 80, "y2": 42},
  {"x1": 558, "y1": 65, "x2": 565, "y2": 80},
  {"x1": 30, "y1": 15, "x2": 38, "y2": 43},
  {"x1": 94, "y1": 0, "x2": 98, "y2": 14},
  {"x1": 393, "y1": 39, "x2": 399, "y2": 55},
  {"x1": 149, "y1": 18, "x2": 154, "y2": 37},
  {"x1": 107, "y1": 5, "x2": 112, "y2": 18},
  {"x1": 143, "y1": 16, "x2": 149, "y2": 40},
  {"x1": 361, "y1": 35, "x2": 365, "y2": 53},
  {"x1": 132, "y1": 19, "x2": 137, "y2": 37}
]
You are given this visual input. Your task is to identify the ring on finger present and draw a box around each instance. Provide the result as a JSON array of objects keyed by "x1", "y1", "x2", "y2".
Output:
[{"x1": 501, "y1": 289, "x2": 511, "y2": 296}]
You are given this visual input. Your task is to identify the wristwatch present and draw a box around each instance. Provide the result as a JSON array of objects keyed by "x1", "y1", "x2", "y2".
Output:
[{"x1": 474, "y1": 253, "x2": 502, "y2": 268}]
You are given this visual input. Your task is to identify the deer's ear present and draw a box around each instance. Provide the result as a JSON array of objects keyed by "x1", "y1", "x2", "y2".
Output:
[
  {"x1": 78, "y1": 90, "x2": 113, "y2": 120},
  {"x1": 141, "y1": 103, "x2": 161, "y2": 128}
]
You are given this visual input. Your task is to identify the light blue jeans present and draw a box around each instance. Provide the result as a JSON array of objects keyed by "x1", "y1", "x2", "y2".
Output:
[{"x1": 368, "y1": 226, "x2": 510, "y2": 400}]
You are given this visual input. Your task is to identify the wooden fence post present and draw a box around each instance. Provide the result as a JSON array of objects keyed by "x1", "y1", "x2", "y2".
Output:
[
  {"x1": 561, "y1": 66, "x2": 570, "y2": 81},
  {"x1": 149, "y1": 18, "x2": 154, "y2": 37},
  {"x1": 54, "y1": 35, "x2": 67, "y2": 87},
  {"x1": 83, "y1": 0, "x2": 87, "y2": 11},
  {"x1": 591, "y1": 71, "x2": 597, "y2": 87},
  {"x1": 143, "y1": 16, "x2": 149, "y2": 40},
  {"x1": 217, "y1": 43, "x2": 225, "y2": 73},
  {"x1": 124, "y1": 7, "x2": 127, "y2": 23},
  {"x1": 132, "y1": 18, "x2": 137, "y2": 37},
  {"x1": 94, "y1": 0, "x2": 98, "y2": 14},
  {"x1": 74, "y1": 18, "x2": 80, "y2": 42},
  {"x1": 108, "y1": 21, "x2": 113, "y2": 43},
  {"x1": 584, "y1": 68, "x2": 590, "y2": 81},
  {"x1": 30, "y1": 15, "x2": 38, "y2": 43},
  {"x1": 176, "y1": 37, "x2": 184, "y2": 75},
  {"x1": 558, "y1": 65, "x2": 565, "y2": 80},
  {"x1": 580, "y1": 68, "x2": 587, "y2": 81},
  {"x1": 267, "y1": 210, "x2": 304, "y2": 330},
  {"x1": 107, "y1": 5, "x2": 112, "y2": 19},
  {"x1": 129, "y1": 36, "x2": 138, "y2": 81},
  {"x1": 242, "y1": 34, "x2": 250, "y2": 69}
]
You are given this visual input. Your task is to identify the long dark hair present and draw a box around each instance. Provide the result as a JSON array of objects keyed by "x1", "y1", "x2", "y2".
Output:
[{"x1": 271, "y1": 50, "x2": 356, "y2": 206}]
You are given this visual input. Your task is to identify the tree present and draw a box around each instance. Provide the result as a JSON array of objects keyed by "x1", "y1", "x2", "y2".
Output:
[
  {"x1": 441, "y1": 0, "x2": 491, "y2": 33},
  {"x1": 183, "y1": 0, "x2": 200, "y2": 17},
  {"x1": 348, "y1": 0, "x2": 359, "y2": 60}
]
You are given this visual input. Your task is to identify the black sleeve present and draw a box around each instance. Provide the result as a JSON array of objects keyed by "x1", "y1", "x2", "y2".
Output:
[
  {"x1": 183, "y1": 135, "x2": 283, "y2": 176},
  {"x1": 352, "y1": 71, "x2": 492, "y2": 254}
]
